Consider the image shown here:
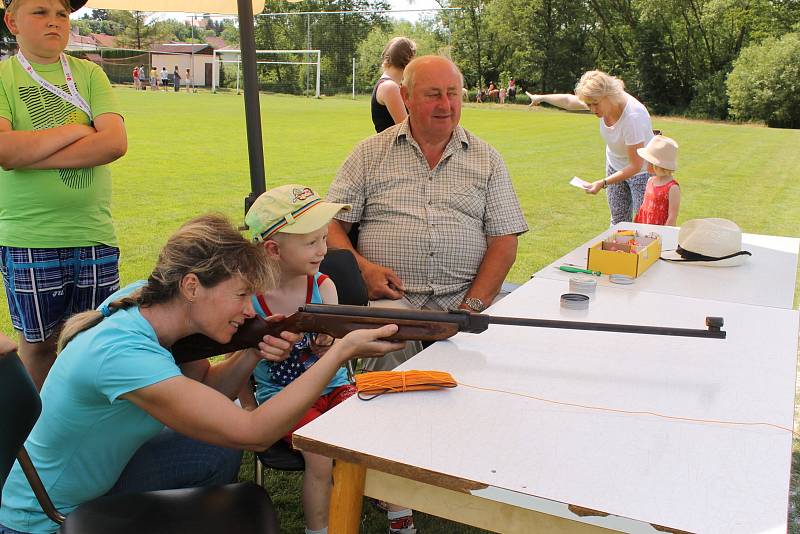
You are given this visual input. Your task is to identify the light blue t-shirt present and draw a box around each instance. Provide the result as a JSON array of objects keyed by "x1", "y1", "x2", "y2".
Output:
[
  {"x1": 253, "y1": 272, "x2": 349, "y2": 404},
  {"x1": 0, "y1": 282, "x2": 182, "y2": 534}
]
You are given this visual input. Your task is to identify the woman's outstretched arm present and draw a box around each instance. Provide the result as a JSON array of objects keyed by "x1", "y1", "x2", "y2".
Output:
[{"x1": 525, "y1": 92, "x2": 588, "y2": 111}]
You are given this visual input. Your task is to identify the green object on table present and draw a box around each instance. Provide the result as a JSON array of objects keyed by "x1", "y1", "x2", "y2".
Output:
[{"x1": 559, "y1": 265, "x2": 602, "y2": 276}]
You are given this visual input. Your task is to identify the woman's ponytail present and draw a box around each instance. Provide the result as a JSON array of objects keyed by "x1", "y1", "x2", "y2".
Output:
[
  {"x1": 57, "y1": 294, "x2": 141, "y2": 353},
  {"x1": 57, "y1": 310, "x2": 104, "y2": 353}
]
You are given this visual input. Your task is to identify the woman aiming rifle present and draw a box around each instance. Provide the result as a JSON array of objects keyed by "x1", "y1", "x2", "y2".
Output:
[{"x1": 0, "y1": 214, "x2": 403, "y2": 534}]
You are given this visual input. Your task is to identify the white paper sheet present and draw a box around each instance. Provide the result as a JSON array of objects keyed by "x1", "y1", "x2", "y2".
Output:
[{"x1": 569, "y1": 176, "x2": 590, "y2": 189}]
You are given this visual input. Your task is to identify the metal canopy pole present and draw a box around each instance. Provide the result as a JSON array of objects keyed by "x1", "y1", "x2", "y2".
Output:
[{"x1": 237, "y1": 0, "x2": 266, "y2": 215}]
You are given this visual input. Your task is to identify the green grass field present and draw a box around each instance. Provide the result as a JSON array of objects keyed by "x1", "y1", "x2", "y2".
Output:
[
  {"x1": 97, "y1": 91, "x2": 800, "y2": 305},
  {"x1": 2, "y1": 88, "x2": 799, "y2": 532}
]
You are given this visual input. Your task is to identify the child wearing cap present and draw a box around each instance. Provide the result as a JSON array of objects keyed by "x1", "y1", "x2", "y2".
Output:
[
  {"x1": 243, "y1": 184, "x2": 417, "y2": 534},
  {"x1": 0, "y1": 0, "x2": 126, "y2": 390},
  {"x1": 634, "y1": 135, "x2": 681, "y2": 226}
]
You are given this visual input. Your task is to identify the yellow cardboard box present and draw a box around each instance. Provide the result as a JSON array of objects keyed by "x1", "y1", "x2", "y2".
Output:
[{"x1": 587, "y1": 231, "x2": 662, "y2": 277}]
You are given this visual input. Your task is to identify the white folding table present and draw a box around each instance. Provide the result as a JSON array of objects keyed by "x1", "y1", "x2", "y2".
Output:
[
  {"x1": 533, "y1": 222, "x2": 799, "y2": 309},
  {"x1": 295, "y1": 277, "x2": 800, "y2": 533}
]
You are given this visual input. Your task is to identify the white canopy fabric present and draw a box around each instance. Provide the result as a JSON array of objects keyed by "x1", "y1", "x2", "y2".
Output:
[{"x1": 84, "y1": 0, "x2": 265, "y2": 15}]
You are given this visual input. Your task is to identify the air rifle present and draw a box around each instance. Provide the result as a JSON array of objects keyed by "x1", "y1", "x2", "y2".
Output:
[{"x1": 170, "y1": 304, "x2": 726, "y2": 364}]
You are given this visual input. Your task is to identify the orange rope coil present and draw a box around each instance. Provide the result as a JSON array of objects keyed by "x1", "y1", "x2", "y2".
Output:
[{"x1": 354, "y1": 370, "x2": 457, "y2": 400}]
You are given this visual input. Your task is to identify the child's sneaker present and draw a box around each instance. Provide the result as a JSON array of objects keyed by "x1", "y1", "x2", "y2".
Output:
[{"x1": 388, "y1": 511, "x2": 416, "y2": 534}]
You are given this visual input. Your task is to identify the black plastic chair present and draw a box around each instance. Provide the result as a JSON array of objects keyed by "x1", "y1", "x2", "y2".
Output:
[
  {"x1": 319, "y1": 248, "x2": 369, "y2": 306},
  {"x1": 255, "y1": 248, "x2": 369, "y2": 482},
  {"x1": 0, "y1": 351, "x2": 280, "y2": 534}
]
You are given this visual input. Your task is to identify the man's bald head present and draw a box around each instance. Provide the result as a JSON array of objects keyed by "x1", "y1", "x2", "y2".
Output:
[
  {"x1": 402, "y1": 56, "x2": 463, "y2": 93},
  {"x1": 400, "y1": 56, "x2": 464, "y2": 144}
]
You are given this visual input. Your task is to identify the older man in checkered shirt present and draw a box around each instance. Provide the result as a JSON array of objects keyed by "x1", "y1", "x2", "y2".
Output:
[{"x1": 327, "y1": 55, "x2": 528, "y2": 371}]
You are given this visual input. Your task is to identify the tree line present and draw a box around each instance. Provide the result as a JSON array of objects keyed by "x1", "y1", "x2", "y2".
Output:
[
  {"x1": 446, "y1": 0, "x2": 800, "y2": 126},
  {"x1": 2, "y1": 1, "x2": 798, "y2": 126},
  {"x1": 248, "y1": 0, "x2": 800, "y2": 126}
]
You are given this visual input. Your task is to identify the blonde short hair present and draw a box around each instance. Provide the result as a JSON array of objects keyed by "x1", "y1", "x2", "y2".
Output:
[
  {"x1": 575, "y1": 70, "x2": 625, "y2": 102},
  {"x1": 652, "y1": 165, "x2": 674, "y2": 176},
  {"x1": 6, "y1": 0, "x2": 71, "y2": 15}
]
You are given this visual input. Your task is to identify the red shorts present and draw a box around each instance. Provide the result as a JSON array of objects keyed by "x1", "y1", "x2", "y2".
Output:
[{"x1": 284, "y1": 384, "x2": 356, "y2": 444}]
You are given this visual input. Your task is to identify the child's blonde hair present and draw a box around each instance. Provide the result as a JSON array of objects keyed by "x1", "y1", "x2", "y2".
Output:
[
  {"x1": 6, "y1": 0, "x2": 71, "y2": 15},
  {"x1": 261, "y1": 232, "x2": 292, "y2": 286},
  {"x1": 651, "y1": 164, "x2": 675, "y2": 177},
  {"x1": 575, "y1": 70, "x2": 625, "y2": 103}
]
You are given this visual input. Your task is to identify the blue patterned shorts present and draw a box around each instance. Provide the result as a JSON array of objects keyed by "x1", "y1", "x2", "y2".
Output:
[{"x1": 0, "y1": 245, "x2": 120, "y2": 342}]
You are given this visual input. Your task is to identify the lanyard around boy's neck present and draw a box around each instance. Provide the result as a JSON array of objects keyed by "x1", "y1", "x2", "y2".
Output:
[{"x1": 15, "y1": 51, "x2": 93, "y2": 120}]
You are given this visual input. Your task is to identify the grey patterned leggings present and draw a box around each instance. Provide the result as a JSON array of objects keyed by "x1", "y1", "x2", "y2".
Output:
[{"x1": 606, "y1": 164, "x2": 649, "y2": 225}]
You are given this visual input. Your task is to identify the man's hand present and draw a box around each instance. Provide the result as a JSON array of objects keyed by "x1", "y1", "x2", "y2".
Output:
[
  {"x1": 328, "y1": 220, "x2": 405, "y2": 299},
  {"x1": 361, "y1": 261, "x2": 405, "y2": 300}
]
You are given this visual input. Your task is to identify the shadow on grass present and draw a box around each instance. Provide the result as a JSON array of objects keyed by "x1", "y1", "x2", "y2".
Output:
[{"x1": 239, "y1": 451, "x2": 491, "y2": 533}]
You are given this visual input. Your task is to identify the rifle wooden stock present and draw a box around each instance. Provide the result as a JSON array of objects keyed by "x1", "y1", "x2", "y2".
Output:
[
  {"x1": 170, "y1": 305, "x2": 485, "y2": 364},
  {"x1": 169, "y1": 304, "x2": 725, "y2": 364}
]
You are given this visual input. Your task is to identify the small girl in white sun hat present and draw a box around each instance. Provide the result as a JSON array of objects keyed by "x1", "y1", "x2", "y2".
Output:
[{"x1": 634, "y1": 135, "x2": 681, "y2": 226}]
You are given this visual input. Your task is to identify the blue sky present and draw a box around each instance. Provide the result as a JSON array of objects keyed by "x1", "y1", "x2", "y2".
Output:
[
  {"x1": 78, "y1": 1, "x2": 444, "y2": 23},
  {"x1": 386, "y1": 0, "x2": 443, "y2": 21}
]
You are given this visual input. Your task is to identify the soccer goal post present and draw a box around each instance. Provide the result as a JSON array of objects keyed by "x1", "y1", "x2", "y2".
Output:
[
  {"x1": 66, "y1": 48, "x2": 152, "y2": 85},
  {"x1": 213, "y1": 49, "x2": 321, "y2": 97}
]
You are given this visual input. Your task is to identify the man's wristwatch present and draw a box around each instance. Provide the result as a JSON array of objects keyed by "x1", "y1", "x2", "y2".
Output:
[{"x1": 462, "y1": 297, "x2": 486, "y2": 312}]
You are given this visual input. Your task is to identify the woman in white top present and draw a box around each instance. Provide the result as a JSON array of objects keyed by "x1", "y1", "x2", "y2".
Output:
[{"x1": 527, "y1": 70, "x2": 654, "y2": 224}]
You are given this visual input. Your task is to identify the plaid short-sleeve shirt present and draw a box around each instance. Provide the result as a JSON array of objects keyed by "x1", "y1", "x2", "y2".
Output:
[{"x1": 327, "y1": 120, "x2": 528, "y2": 310}]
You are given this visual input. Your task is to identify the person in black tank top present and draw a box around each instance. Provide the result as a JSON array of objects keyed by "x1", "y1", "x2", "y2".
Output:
[
  {"x1": 371, "y1": 36, "x2": 416, "y2": 133},
  {"x1": 371, "y1": 76, "x2": 396, "y2": 133}
]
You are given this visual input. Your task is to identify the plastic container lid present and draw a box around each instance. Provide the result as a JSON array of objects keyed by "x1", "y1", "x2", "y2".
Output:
[
  {"x1": 609, "y1": 274, "x2": 635, "y2": 285},
  {"x1": 560, "y1": 293, "x2": 590, "y2": 310}
]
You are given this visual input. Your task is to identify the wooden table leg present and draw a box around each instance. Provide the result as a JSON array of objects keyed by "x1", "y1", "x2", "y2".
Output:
[{"x1": 329, "y1": 459, "x2": 366, "y2": 534}]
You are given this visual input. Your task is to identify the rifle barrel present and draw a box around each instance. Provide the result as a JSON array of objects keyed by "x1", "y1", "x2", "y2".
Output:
[
  {"x1": 488, "y1": 315, "x2": 726, "y2": 339},
  {"x1": 300, "y1": 304, "x2": 725, "y2": 339}
]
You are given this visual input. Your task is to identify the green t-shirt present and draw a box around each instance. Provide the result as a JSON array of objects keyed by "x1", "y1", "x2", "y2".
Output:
[{"x1": 0, "y1": 55, "x2": 120, "y2": 248}]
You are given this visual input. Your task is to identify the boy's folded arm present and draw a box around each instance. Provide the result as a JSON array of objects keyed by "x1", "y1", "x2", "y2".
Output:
[
  {"x1": 25, "y1": 112, "x2": 127, "y2": 170},
  {"x1": 0, "y1": 118, "x2": 94, "y2": 170}
]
